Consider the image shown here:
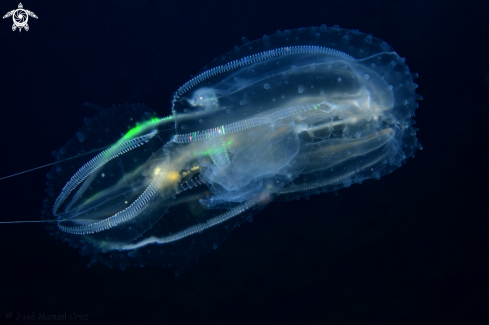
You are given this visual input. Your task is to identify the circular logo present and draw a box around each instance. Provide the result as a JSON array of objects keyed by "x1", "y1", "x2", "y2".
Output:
[{"x1": 13, "y1": 9, "x2": 28, "y2": 27}]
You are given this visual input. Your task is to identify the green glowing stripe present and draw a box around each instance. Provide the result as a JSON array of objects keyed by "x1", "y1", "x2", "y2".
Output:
[
  {"x1": 194, "y1": 149, "x2": 210, "y2": 157},
  {"x1": 119, "y1": 116, "x2": 172, "y2": 143}
]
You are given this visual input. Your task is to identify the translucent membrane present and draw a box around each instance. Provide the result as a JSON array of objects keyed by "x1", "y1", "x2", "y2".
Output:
[{"x1": 43, "y1": 25, "x2": 421, "y2": 268}]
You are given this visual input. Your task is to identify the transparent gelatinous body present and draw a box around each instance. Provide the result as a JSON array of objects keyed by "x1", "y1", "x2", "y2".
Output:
[{"x1": 43, "y1": 25, "x2": 421, "y2": 267}]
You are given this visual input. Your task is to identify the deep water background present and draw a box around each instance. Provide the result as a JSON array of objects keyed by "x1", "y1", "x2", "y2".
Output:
[{"x1": 0, "y1": 0, "x2": 488, "y2": 323}]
